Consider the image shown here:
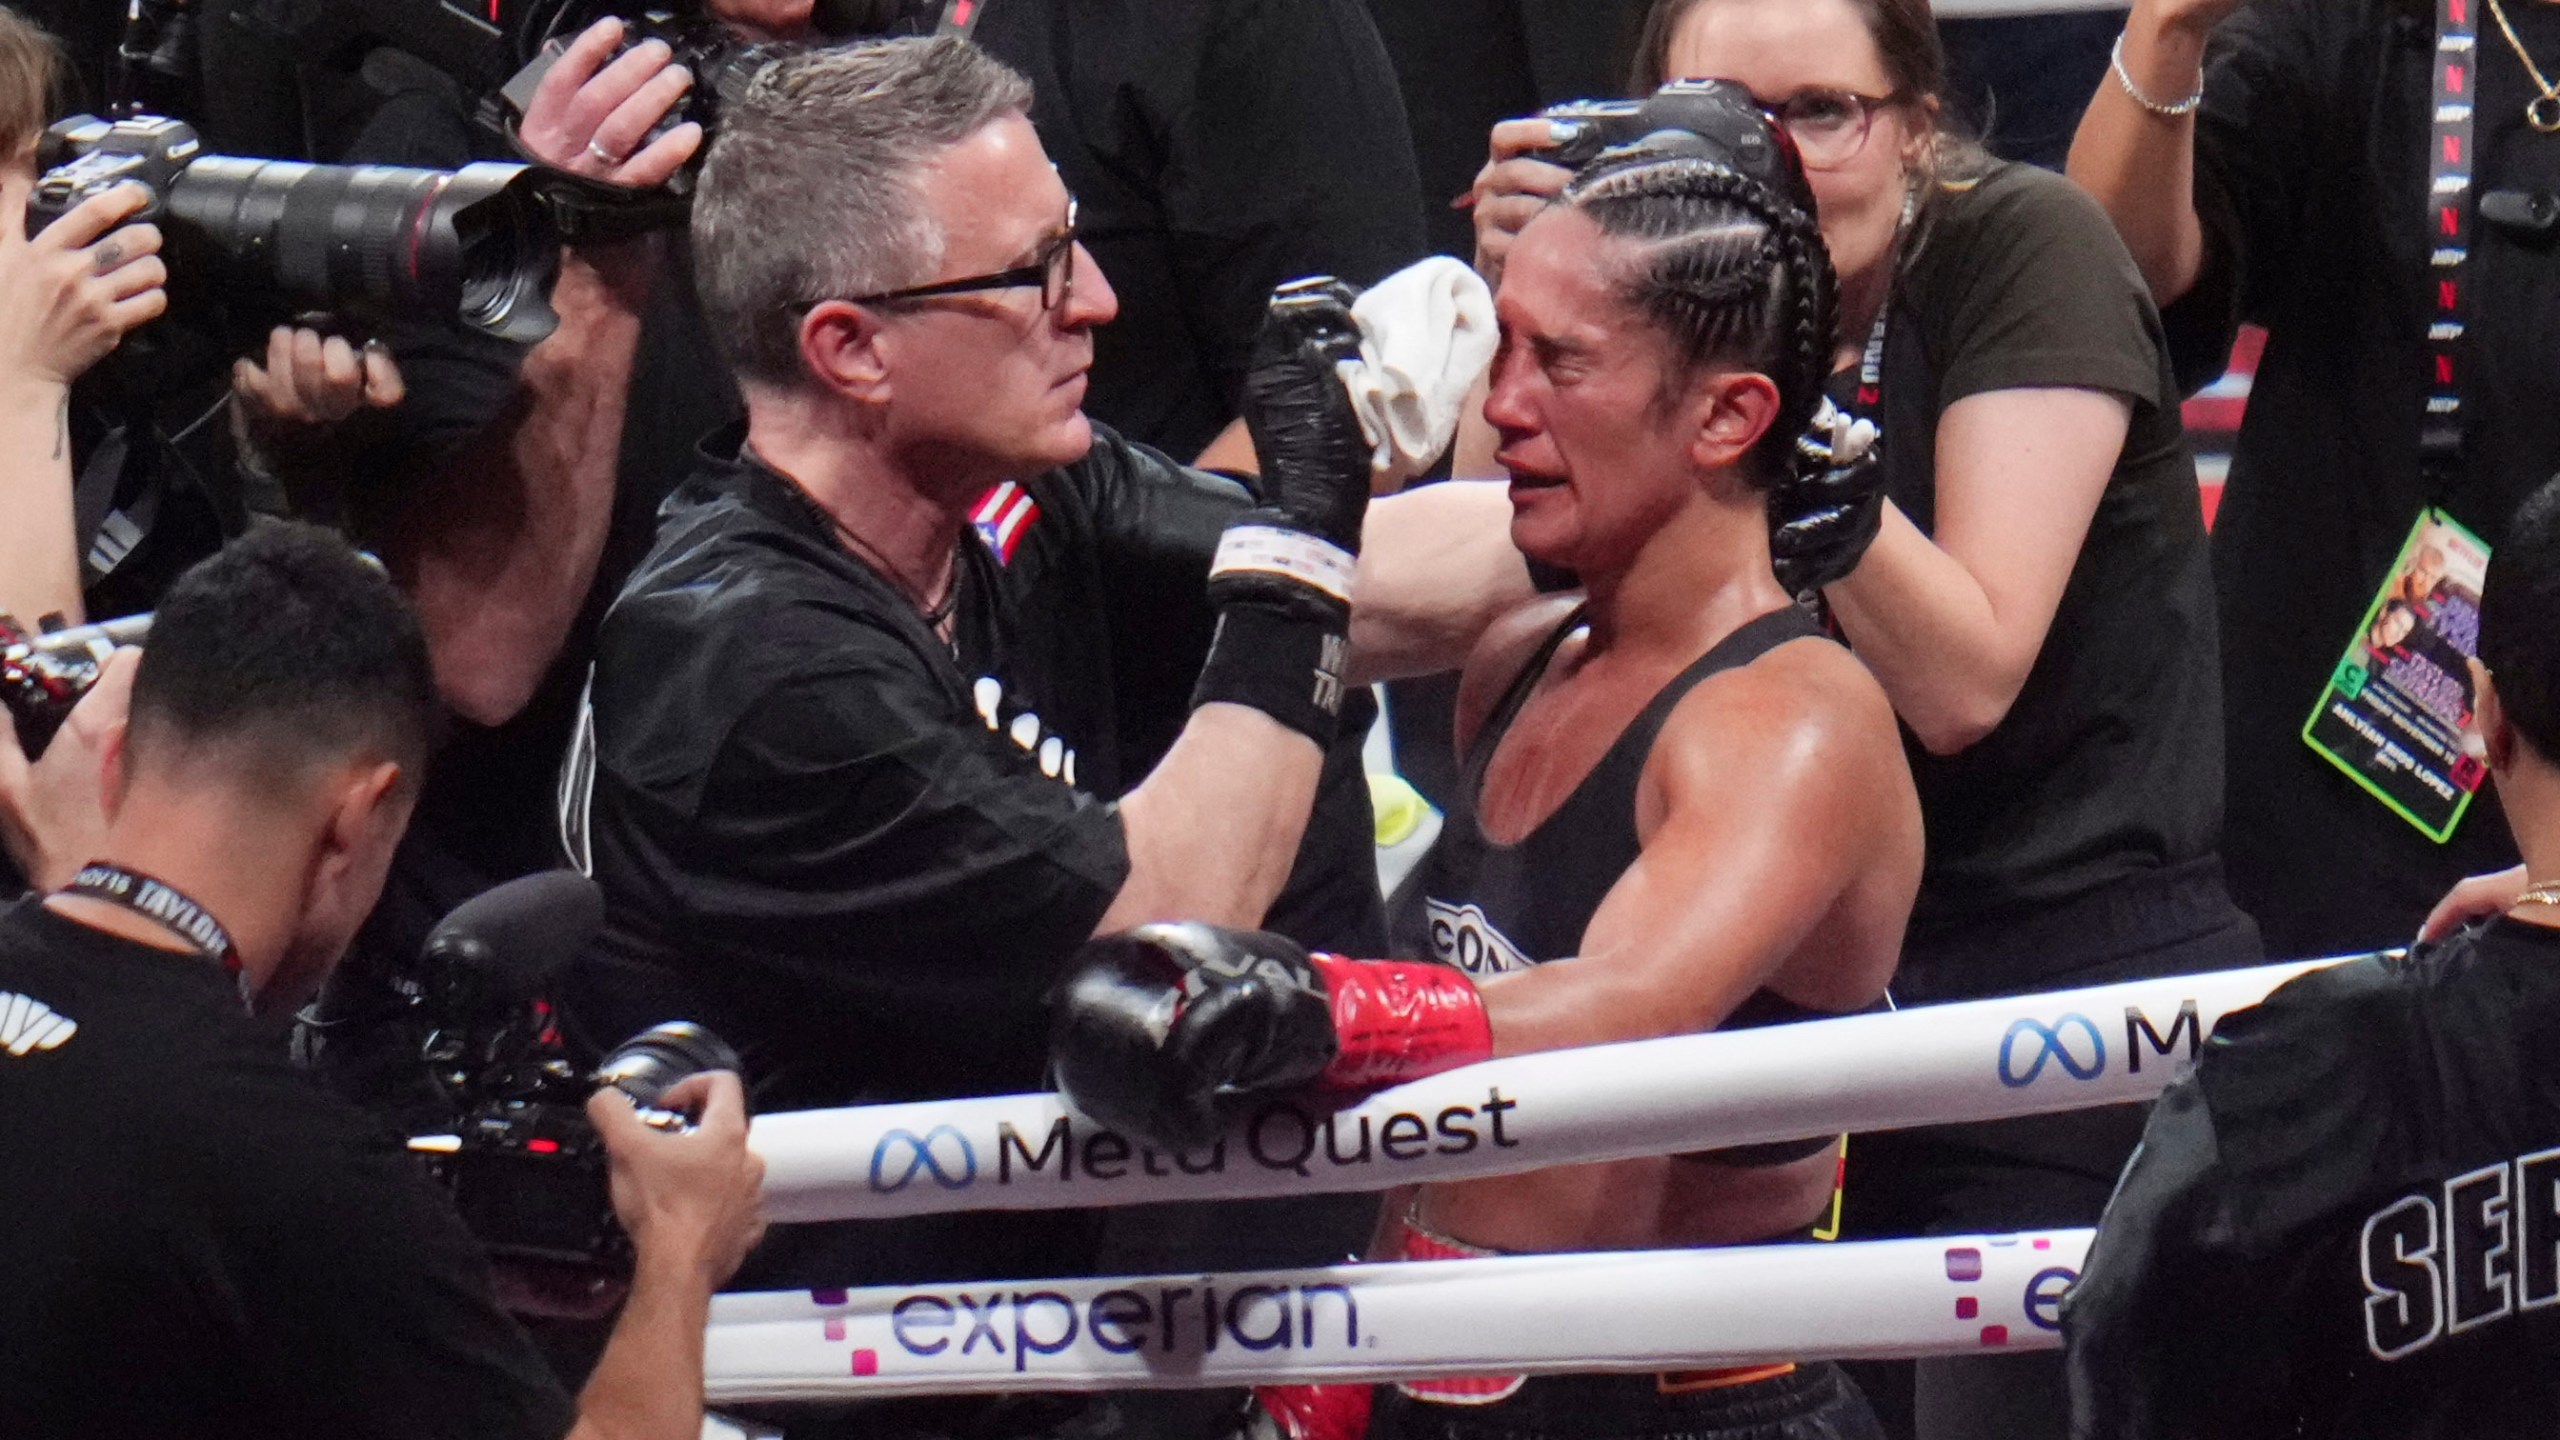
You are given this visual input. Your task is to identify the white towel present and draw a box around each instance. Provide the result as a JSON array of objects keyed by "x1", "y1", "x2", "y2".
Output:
[{"x1": 1340, "y1": 257, "x2": 1498, "y2": 485}]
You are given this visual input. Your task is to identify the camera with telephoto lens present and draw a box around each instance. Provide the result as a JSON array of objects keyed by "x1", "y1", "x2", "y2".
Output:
[
  {"x1": 1, "y1": 614, "x2": 152, "y2": 760},
  {"x1": 235, "y1": 0, "x2": 961, "y2": 158},
  {"x1": 1531, "y1": 78, "x2": 1812, "y2": 207},
  {"x1": 404, "y1": 872, "x2": 744, "y2": 1278},
  {"x1": 25, "y1": 113, "x2": 565, "y2": 344}
]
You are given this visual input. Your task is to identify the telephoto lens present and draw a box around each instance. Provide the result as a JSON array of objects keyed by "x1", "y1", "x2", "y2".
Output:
[
  {"x1": 166, "y1": 154, "x2": 561, "y2": 342},
  {"x1": 30, "y1": 115, "x2": 564, "y2": 344},
  {"x1": 594, "y1": 1022, "x2": 744, "y2": 1112}
]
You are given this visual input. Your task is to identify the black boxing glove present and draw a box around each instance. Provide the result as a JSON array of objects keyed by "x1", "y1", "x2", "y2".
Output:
[
  {"x1": 1051, "y1": 922, "x2": 1494, "y2": 1151},
  {"x1": 1192, "y1": 278, "x2": 1373, "y2": 744},
  {"x1": 1768, "y1": 398, "x2": 1885, "y2": 598}
]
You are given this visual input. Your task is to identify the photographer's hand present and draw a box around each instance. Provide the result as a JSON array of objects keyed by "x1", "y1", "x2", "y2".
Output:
[
  {"x1": 590, "y1": 1071, "x2": 766, "y2": 1285},
  {"x1": 1466, "y1": 119, "x2": 1573, "y2": 290},
  {"x1": 0, "y1": 180, "x2": 167, "y2": 389},
  {"x1": 564, "y1": 1071, "x2": 764, "y2": 1440},
  {"x1": 0, "y1": 179, "x2": 167, "y2": 624},
  {"x1": 0, "y1": 645, "x2": 136, "y2": 892},
  {"x1": 230, "y1": 327, "x2": 406, "y2": 508},
  {"x1": 518, "y1": 17, "x2": 704, "y2": 189},
  {"x1": 233, "y1": 326, "x2": 406, "y2": 429}
]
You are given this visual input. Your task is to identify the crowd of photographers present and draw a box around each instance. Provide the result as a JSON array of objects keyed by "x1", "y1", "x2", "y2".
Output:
[{"x1": 8, "y1": 0, "x2": 2560, "y2": 1437}]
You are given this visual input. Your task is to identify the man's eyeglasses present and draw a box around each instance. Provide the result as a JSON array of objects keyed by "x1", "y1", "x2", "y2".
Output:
[
  {"x1": 814, "y1": 198, "x2": 1080, "y2": 314},
  {"x1": 1757, "y1": 88, "x2": 1906, "y2": 172}
]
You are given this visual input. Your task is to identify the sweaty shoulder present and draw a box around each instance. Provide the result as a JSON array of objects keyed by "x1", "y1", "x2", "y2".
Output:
[{"x1": 1654, "y1": 633, "x2": 1906, "y2": 797}]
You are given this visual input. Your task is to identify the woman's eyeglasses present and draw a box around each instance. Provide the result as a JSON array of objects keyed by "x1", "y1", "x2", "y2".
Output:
[
  {"x1": 797, "y1": 198, "x2": 1081, "y2": 313},
  {"x1": 1757, "y1": 89, "x2": 1907, "y2": 172}
]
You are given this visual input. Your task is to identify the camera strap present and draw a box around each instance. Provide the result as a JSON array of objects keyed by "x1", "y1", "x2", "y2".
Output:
[
  {"x1": 59, "y1": 863, "x2": 242, "y2": 977},
  {"x1": 2422, "y1": 0, "x2": 2483, "y2": 499}
]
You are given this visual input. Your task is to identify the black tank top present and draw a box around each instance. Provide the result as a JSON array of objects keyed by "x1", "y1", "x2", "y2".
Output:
[{"x1": 1415, "y1": 603, "x2": 1867, "y2": 1166}]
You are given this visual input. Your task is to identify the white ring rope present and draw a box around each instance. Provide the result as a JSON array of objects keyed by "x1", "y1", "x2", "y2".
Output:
[
  {"x1": 751, "y1": 955, "x2": 2377, "y2": 1223},
  {"x1": 703, "y1": 1230, "x2": 2095, "y2": 1401}
]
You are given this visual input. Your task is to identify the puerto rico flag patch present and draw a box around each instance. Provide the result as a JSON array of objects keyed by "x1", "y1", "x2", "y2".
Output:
[{"x1": 971, "y1": 481, "x2": 1040, "y2": 566}]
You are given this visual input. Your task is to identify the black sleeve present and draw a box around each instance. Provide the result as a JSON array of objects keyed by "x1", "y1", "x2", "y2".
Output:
[
  {"x1": 1926, "y1": 167, "x2": 2175, "y2": 416},
  {"x1": 2061, "y1": 1075, "x2": 2269, "y2": 1440},
  {"x1": 682, "y1": 648, "x2": 1133, "y2": 987},
  {"x1": 1159, "y1": 0, "x2": 1431, "y2": 417},
  {"x1": 216, "y1": 1096, "x2": 577, "y2": 1440},
  {"x1": 2162, "y1": 0, "x2": 2323, "y2": 390}
]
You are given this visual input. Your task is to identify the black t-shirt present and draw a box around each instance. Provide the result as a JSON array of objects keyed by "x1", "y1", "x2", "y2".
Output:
[
  {"x1": 976, "y1": 0, "x2": 1430, "y2": 462},
  {"x1": 0, "y1": 900, "x2": 574, "y2": 1440},
  {"x1": 562, "y1": 422, "x2": 1377, "y2": 1288},
  {"x1": 322, "y1": 16, "x2": 1412, "y2": 1038},
  {"x1": 2175, "y1": 0, "x2": 2559, "y2": 958},
  {"x1": 1835, "y1": 160, "x2": 2226, "y2": 957},
  {"x1": 2063, "y1": 916, "x2": 2560, "y2": 1438}
]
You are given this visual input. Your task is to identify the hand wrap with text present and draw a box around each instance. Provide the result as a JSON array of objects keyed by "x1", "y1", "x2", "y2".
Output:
[
  {"x1": 1194, "y1": 278, "x2": 1375, "y2": 744},
  {"x1": 1050, "y1": 923, "x2": 1493, "y2": 1152}
]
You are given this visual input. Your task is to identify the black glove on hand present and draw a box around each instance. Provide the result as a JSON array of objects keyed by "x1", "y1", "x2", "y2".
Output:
[
  {"x1": 1768, "y1": 398, "x2": 1886, "y2": 598},
  {"x1": 1220, "y1": 277, "x2": 1372, "y2": 613},
  {"x1": 1194, "y1": 278, "x2": 1373, "y2": 741},
  {"x1": 1051, "y1": 923, "x2": 1339, "y2": 1151}
]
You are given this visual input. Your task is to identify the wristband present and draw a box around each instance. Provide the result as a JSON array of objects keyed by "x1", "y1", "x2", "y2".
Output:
[
  {"x1": 1191, "y1": 605, "x2": 1352, "y2": 744},
  {"x1": 1211, "y1": 524, "x2": 1358, "y2": 606},
  {"x1": 1309, "y1": 954, "x2": 1494, "y2": 1092}
]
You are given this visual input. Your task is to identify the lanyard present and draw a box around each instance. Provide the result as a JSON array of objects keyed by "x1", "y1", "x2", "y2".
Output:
[
  {"x1": 1837, "y1": 188, "x2": 1916, "y2": 429},
  {"x1": 2423, "y1": 0, "x2": 2482, "y2": 486},
  {"x1": 59, "y1": 863, "x2": 241, "y2": 977},
  {"x1": 1848, "y1": 304, "x2": 1890, "y2": 418}
]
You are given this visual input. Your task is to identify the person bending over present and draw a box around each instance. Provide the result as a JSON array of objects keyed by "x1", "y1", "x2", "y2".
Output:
[
  {"x1": 2063, "y1": 474, "x2": 2560, "y2": 1437},
  {"x1": 0, "y1": 525, "x2": 765, "y2": 1440},
  {"x1": 1053, "y1": 126, "x2": 1923, "y2": 1440}
]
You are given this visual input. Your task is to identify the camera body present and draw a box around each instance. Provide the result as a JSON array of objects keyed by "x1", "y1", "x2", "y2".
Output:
[
  {"x1": 26, "y1": 116, "x2": 198, "y2": 230},
  {"x1": 402, "y1": 873, "x2": 739, "y2": 1275},
  {"x1": 421, "y1": 1020, "x2": 743, "y2": 1273},
  {"x1": 1533, "y1": 79, "x2": 1810, "y2": 209},
  {"x1": 1, "y1": 615, "x2": 151, "y2": 759},
  {"x1": 237, "y1": 0, "x2": 957, "y2": 152}
]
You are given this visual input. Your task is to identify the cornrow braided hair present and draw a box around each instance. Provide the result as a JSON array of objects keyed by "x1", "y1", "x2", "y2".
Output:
[{"x1": 1560, "y1": 143, "x2": 1839, "y2": 491}]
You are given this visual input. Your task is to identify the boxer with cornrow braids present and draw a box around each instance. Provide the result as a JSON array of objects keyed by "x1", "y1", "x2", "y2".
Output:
[{"x1": 1053, "y1": 128, "x2": 1921, "y2": 1440}]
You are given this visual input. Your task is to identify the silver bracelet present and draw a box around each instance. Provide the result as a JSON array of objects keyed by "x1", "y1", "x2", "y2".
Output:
[{"x1": 2111, "y1": 32, "x2": 2205, "y2": 118}]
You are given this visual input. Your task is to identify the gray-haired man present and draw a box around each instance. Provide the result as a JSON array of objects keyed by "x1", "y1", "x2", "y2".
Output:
[{"x1": 555, "y1": 42, "x2": 1522, "y2": 1405}]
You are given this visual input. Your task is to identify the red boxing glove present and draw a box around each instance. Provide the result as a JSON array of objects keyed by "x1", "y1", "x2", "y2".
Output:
[
  {"x1": 1250, "y1": 1381, "x2": 1375, "y2": 1440},
  {"x1": 1307, "y1": 955, "x2": 1494, "y2": 1092}
]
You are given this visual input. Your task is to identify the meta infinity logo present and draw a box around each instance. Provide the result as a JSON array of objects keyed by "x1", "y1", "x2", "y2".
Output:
[
  {"x1": 1997, "y1": 1014, "x2": 2107, "y2": 1088},
  {"x1": 871, "y1": 1126, "x2": 980, "y2": 1192}
]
